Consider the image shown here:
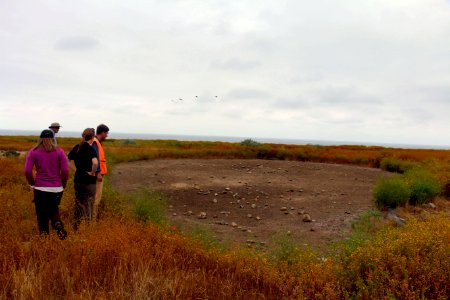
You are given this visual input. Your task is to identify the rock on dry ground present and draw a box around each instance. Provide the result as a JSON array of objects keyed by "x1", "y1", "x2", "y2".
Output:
[{"x1": 111, "y1": 159, "x2": 385, "y2": 250}]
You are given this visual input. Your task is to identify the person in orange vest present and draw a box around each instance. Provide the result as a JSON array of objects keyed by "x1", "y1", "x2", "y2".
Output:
[{"x1": 92, "y1": 124, "x2": 109, "y2": 219}]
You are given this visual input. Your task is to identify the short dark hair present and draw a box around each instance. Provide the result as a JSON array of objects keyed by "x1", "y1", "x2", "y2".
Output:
[{"x1": 96, "y1": 124, "x2": 109, "y2": 135}]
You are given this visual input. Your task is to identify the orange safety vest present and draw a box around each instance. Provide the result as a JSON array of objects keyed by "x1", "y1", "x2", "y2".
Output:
[{"x1": 93, "y1": 137, "x2": 107, "y2": 175}]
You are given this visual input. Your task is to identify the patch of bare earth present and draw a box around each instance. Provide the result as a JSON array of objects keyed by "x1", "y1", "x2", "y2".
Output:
[{"x1": 111, "y1": 159, "x2": 386, "y2": 250}]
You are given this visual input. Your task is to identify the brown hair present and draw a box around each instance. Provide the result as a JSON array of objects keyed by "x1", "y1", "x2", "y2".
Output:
[
  {"x1": 77, "y1": 128, "x2": 95, "y2": 153},
  {"x1": 34, "y1": 138, "x2": 57, "y2": 152}
]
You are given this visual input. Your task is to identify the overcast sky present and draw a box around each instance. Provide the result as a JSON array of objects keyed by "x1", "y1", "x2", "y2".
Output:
[{"x1": 1, "y1": 0, "x2": 449, "y2": 146}]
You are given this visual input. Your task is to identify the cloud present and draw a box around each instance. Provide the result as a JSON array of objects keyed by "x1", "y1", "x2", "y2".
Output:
[
  {"x1": 225, "y1": 88, "x2": 271, "y2": 100},
  {"x1": 54, "y1": 36, "x2": 99, "y2": 51},
  {"x1": 210, "y1": 58, "x2": 261, "y2": 71}
]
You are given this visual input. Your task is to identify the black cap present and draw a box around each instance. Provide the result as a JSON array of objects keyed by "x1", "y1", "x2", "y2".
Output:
[{"x1": 40, "y1": 129, "x2": 54, "y2": 138}]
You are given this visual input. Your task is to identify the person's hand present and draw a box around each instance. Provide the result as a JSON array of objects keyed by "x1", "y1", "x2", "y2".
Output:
[
  {"x1": 86, "y1": 171, "x2": 96, "y2": 177},
  {"x1": 97, "y1": 173, "x2": 103, "y2": 182}
]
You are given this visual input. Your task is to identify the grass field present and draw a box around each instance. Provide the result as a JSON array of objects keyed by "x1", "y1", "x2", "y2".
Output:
[{"x1": 0, "y1": 136, "x2": 449, "y2": 299}]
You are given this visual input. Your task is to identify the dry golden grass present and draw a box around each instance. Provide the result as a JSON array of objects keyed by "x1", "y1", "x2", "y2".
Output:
[{"x1": 0, "y1": 136, "x2": 449, "y2": 298}]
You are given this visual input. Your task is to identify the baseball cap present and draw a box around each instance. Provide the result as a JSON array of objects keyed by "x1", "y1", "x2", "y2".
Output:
[{"x1": 40, "y1": 129, "x2": 55, "y2": 138}]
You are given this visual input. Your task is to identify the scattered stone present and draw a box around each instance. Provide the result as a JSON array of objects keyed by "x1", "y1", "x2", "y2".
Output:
[
  {"x1": 310, "y1": 228, "x2": 315, "y2": 232},
  {"x1": 290, "y1": 207, "x2": 295, "y2": 210},
  {"x1": 231, "y1": 222, "x2": 238, "y2": 227},
  {"x1": 256, "y1": 216, "x2": 261, "y2": 221},
  {"x1": 241, "y1": 228, "x2": 247, "y2": 232},
  {"x1": 225, "y1": 187, "x2": 231, "y2": 191},
  {"x1": 280, "y1": 207, "x2": 288, "y2": 211},
  {"x1": 212, "y1": 198, "x2": 218, "y2": 203},
  {"x1": 251, "y1": 204, "x2": 257, "y2": 209},
  {"x1": 246, "y1": 239, "x2": 255, "y2": 244},
  {"x1": 197, "y1": 212, "x2": 207, "y2": 219},
  {"x1": 169, "y1": 205, "x2": 173, "y2": 209},
  {"x1": 287, "y1": 231, "x2": 291, "y2": 235},
  {"x1": 215, "y1": 220, "x2": 228, "y2": 225},
  {"x1": 220, "y1": 211, "x2": 231, "y2": 214},
  {"x1": 247, "y1": 214, "x2": 253, "y2": 218},
  {"x1": 172, "y1": 213, "x2": 177, "y2": 216},
  {"x1": 345, "y1": 211, "x2": 351, "y2": 214},
  {"x1": 186, "y1": 210, "x2": 193, "y2": 216},
  {"x1": 213, "y1": 215, "x2": 218, "y2": 218},
  {"x1": 239, "y1": 205, "x2": 244, "y2": 208},
  {"x1": 247, "y1": 229, "x2": 252, "y2": 233},
  {"x1": 303, "y1": 214, "x2": 312, "y2": 222},
  {"x1": 423, "y1": 203, "x2": 437, "y2": 209},
  {"x1": 386, "y1": 208, "x2": 405, "y2": 227},
  {"x1": 214, "y1": 193, "x2": 219, "y2": 196}
]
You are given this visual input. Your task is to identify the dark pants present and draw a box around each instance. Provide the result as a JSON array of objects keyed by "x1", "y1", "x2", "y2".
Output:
[
  {"x1": 34, "y1": 190, "x2": 64, "y2": 235},
  {"x1": 73, "y1": 182, "x2": 96, "y2": 230}
]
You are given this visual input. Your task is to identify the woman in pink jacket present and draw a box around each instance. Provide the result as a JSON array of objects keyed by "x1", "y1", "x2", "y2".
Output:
[{"x1": 25, "y1": 129, "x2": 69, "y2": 240}]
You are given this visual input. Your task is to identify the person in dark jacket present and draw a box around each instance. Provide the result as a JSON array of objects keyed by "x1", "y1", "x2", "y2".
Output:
[
  {"x1": 25, "y1": 129, "x2": 68, "y2": 240},
  {"x1": 68, "y1": 128, "x2": 99, "y2": 230}
]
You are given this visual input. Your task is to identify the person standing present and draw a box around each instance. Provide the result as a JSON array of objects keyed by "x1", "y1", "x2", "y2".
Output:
[
  {"x1": 68, "y1": 128, "x2": 99, "y2": 230},
  {"x1": 49, "y1": 122, "x2": 62, "y2": 145},
  {"x1": 25, "y1": 129, "x2": 68, "y2": 240},
  {"x1": 92, "y1": 124, "x2": 109, "y2": 219}
]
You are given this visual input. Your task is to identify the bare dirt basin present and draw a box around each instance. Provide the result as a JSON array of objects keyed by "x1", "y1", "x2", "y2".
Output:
[{"x1": 111, "y1": 159, "x2": 385, "y2": 250}]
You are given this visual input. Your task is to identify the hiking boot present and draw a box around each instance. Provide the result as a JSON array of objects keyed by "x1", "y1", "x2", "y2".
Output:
[{"x1": 55, "y1": 222, "x2": 67, "y2": 240}]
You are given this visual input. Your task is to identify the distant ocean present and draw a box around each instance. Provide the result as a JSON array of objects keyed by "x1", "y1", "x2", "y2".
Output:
[{"x1": 1, "y1": 129, "x2": 449, "y2": 150}]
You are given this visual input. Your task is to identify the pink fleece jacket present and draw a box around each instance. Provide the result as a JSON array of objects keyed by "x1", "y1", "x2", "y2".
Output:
[{"x1": 25, "y1": 147, "x2": 69, "y2": 188}]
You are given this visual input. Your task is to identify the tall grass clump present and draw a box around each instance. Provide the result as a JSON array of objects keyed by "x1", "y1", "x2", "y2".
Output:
[
  {"x1": 404, "y1": 167, "x2": 442, "y2": 205},
  {"x1": 333, "y1": 210, "x2": 383, "y2": 259},
  {"x1": 270, "y1": 233, "x2": 307, "y2": 265},
  {"x1": 373, "y1": 175, "x2": 411, "y2": 209},
  {"x1": 132, "y1": 189, "x2": 167, "y2": 225}
]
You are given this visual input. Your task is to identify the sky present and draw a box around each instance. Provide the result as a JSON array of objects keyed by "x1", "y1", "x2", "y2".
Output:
[{"x1": 1, "y1": 0, "x2": 450, "y2": 146}]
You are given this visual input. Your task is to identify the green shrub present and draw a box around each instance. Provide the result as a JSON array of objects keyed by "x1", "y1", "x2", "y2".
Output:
[
  {"x1": 121, "y1": 139, "x2": 137, "y2": 145},
  {"x1": 276, "y1": 149, "x2": 292, "y2": 160},
  {"x1": 3, "y1": 150, "x2": 20, "y2": 157},
  {"x1": 332, "y1": 210, "x2": 383, "y2": 260},
  {"x1": 404, "y1": 168, "x2": 441, "y2": 205},
  {"x1": 380, "y1": 157, "x2": 416, "y2": 173},
  {"x1": 240, "y1": 139, "x2": 261, "y2": 147},
  {"x1": 270, "y1": 233, "x2": 304, "y2": 265},
  {"x1": 133, "y1": 190, "x2": 167, "y2": 224},
  {"x1": 373, "y1": 175, "x2": 411, "y2": 209},
  {"x1": 186, "y1": 224, "x2": 230, "y2": 251}
]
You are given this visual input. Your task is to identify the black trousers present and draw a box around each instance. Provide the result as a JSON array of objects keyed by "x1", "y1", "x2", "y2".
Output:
[
  {"x1": 33, "y1": 189, "x2": 64, "y2": 235},
  {"x1": 73, "y1": 182, "x2": 96, "y2": 230}
]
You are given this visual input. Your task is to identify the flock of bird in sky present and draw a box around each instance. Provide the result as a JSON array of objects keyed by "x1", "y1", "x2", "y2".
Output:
[{"x1": 171, "y1": 96, "x2": 219, "y2": 103}]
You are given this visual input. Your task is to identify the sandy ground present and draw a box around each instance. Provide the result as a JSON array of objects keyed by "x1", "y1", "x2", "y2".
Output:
[{"x1": 111, "y1": 159, "x2": 386, "y2": 250}]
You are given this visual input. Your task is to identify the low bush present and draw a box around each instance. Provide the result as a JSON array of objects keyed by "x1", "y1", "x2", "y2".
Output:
[
  {"x1": 270, "y1": 233, "x2": 305, "y2": 265},
  {"x1": 373, "y1": 175, "x2": 411, "y2": 209},
  {"x1": 240, "y1": 139, "x2": 261, "y2": 147},
  {"x1": 380, "y1": 157, "x2": 416, "y2": 173},
  {"x1": 132, "y1": 190, "x2": 167, "y2": 225},
  {"x1": 404, "y1": 168, "x2": 441, "y2": 205},
  {"x1": 2, "y1": 150, "x2": 20, "y2": 157},
  {"x1": 121, "y1": 139, "x2": 137, "y2": 145}
]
